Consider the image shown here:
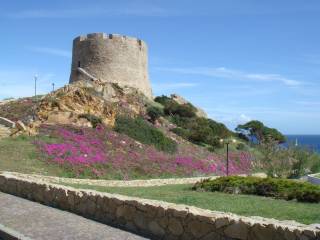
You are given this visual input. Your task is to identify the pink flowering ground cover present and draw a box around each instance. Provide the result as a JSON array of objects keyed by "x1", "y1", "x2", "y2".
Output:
[{"x1": 35, "y1": 124, "x2": 252, "y2": 179}]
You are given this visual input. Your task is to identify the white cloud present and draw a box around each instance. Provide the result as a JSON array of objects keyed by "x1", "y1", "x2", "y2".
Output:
[
  {"x1": 27, "y1": 47, "x2": 71, "y2": 58},
  {"x1": 156, "y1": 67, "x2": 303, "y2": 87}
]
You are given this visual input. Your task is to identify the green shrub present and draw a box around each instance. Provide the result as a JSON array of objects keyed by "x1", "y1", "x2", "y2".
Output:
[
  {"x1": 154, "y1": 95, "x2": 196, "y2": 118},
  {"x1": 154, "y1": 94, "x2": 232, "y2": 149},
  {"x1": 115, "y1": 116, "x2": 177, "y2": 153},
  {"x1": 78, "y1": 114, "x2": 102, "y2": 128},
  {"x1": 154, "y1": 95, "x2": 172, "y2": 106},
  {"x1": 170, "y1": 127, "x2": 191, "y2": 139},
  {"x1": 236, "y1": 143, "x2": 246, "y2": 150},
  {"x1": 147, "y1": 106, "x2": 163, "y2": 123},
  {"x1": 171, "y1": 116, "x2": 230, "y2": 148},
  {"x1": 164, "y1": 102, "x2": 196, "y2": 118},
  {"x1": 309, "y1": 153, "x2": 320, "y2": 174},
  {"x1": 192, "y1": 176, "x2": 320, "y2": 203}
]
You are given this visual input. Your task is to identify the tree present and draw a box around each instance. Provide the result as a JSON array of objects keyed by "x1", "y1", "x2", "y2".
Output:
[{"x1": 236, "y1": 120, "x2": 286, "y2": 144}]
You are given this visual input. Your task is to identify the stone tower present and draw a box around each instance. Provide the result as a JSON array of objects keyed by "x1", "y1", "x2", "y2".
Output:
[{"x1": 69, "y1": 33, "x2": 152, "y2": 98}]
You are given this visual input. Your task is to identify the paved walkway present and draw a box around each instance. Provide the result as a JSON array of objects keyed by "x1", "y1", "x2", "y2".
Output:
[
  {"x1": 0, "y1": 192, "x2": 149, "y2": 240},
  {"x1": 1, "y1": 171, "x2": 214, "y2": 187}
]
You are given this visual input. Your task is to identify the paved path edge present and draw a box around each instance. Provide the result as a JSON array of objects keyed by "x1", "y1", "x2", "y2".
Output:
[{"x1": 0, "y1": 223, "x2": 33, "y2": 240}]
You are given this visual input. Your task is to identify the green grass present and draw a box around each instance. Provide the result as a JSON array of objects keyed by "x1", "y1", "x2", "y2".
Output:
[
  {"x1": 0, "y1": 135, "x2": 71, "y2": 176},
  {"x1": 61, "y1": 183, "x2": 320, "y2": 224}
]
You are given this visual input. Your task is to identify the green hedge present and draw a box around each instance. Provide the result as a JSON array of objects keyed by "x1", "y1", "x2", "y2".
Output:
[
  {"x1": 192, "y1": 176, "x2": 320, "y2": 203},
  {"x1": 115, "y1": 116, "x2": 177, "y2": 153}
]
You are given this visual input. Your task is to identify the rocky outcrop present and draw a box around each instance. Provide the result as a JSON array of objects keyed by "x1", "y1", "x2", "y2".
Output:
[
  {"x1": 0, "y1": 172, "x2": 319, "y2": 240},
  {"x1": 35, "y1": 80, "x2": 152, "y2": 131}
]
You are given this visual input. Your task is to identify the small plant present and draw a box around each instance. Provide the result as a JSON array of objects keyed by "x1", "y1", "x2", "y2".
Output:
[
  {"x1": 236, "y1": 143, "x2": 246, "y2": 150},
  {"x1": 170, "y1": 127, "x2": 190, "y2": 139},
  {"x1": 147, "y1": 106, "x2": 163, "y2": 123},
  {"x1": 78, "y1": 114, "x2": 102, "y2": 128},
  {"x1": 115, "y1": 116, "x2": 177, "y2": 153},
  {"x1": 46, "y1": 96, "x2": 60, "y2": 108},
  {"x1": 192, "y1": 176, "x2": 320, "y2": 203}
]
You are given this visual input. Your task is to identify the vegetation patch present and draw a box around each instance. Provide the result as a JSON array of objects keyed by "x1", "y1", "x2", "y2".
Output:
[
  {"x1": 146, "y1": 106, "x2": 163, "y2": 123},
  {"x1": 192, "y1": 176, "x2": 320, "y2": 203},
  {"x1": 0, "y1": 97, "x2": 38, "y2": 123},
  {"x1": 60, "y1": 183, "x2": 320, "y2": 224},
  {"x1": 236, "y1": 120, "x2": 286, "y2": 144},
  {"x1": 78, "y1": 113, "x2": 102, "y2": 128},
  {"x1": 0, "y1": 135, "x2": 69, "y2": 176},
  {"x1": 0, "y1": 124, "x2": 252, "y2": 180},
  {"x1": 154, "y1": 95, "x2": 231, "y2": 149},
  {"x1": 114, "y1": 116, "x2": 177, "y2": 153}
]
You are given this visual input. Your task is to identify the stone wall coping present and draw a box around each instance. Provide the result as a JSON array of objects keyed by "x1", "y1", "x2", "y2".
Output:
[{"x1": 0, "y1": 171, "x2": 214, "y2": 187}]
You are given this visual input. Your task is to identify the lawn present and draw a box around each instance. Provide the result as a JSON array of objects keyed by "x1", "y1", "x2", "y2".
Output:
[
  {"x1": 0, "y1": 135, "x2": 72, "y2": 177},
  {"x1": 61, "y1": 183, "x2": 320, "y2": 225}
]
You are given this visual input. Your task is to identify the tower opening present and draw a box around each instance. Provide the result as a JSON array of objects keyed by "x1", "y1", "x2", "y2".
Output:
[{"x1": 78, "y1": 61, "x2": 81, "y2": 67}]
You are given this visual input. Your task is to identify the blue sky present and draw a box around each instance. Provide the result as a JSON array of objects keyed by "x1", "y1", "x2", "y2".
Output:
[{"x1": 0, "y1": 0, "x2": 320, "y2": 134}]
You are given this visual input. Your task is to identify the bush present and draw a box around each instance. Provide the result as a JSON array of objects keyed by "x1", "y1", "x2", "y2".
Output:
[
  {"x1": 154, "y1": 95, "x2": 196, "y2": 118},
  {"x1": 115, "y1": 116, "x2": 177, "y2": 153},
  {"x1": 171, "y1": 116, "x2": 230, "y2": 148},
  {"x1": 164, "y1": 102, "x2": 196, "y2": 118},
  {"x1": 78, "y1": 114, "x2": 102, "y2": 128},
  {"x1": 154, "y1": 94, "x2": 232, "y2": 148},
  {"x1": 170, "y1": 127, "x2": 191, "y2": 139},
  {"x1": 192, "y1": 176, "x2": 320, "y2": 203},
  {"x1": 147, "y1": 106, "x2": 163, "y2": 123},
  {"x1": 236, "y1": 143, "x2": 246, "y2": 150},
  {"x1": 257, "y1": 142, "x2": 320, "y2": 178},
  {"x1": 154, "y1": 95, "x2": 172, "y2": 106}
]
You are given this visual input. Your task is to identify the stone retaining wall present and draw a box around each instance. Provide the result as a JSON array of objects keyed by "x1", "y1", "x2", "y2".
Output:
[{"x1": 0, "y1": 173, "x2": 319, "y2": 240}]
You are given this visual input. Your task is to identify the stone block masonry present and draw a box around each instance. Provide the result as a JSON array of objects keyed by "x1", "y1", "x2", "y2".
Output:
[
  {"x1": 69, "y1": 33, "x2": 153, "y2": 99},
  {"x1": 0, "y1": 173, "x2": 319, "y2": 240}
]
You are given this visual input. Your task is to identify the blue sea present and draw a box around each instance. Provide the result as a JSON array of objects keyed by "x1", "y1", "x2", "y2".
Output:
[{"x1": 286, "y1": 135, "x2": 320, "y2": 153}]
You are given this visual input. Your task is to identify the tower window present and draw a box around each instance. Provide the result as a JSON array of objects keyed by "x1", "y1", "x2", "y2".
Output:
[{"x1": 78, "y1": 61, "x2": 81, "y2": 67}]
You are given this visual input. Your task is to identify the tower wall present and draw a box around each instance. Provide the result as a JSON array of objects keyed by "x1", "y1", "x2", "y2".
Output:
[{"x1": 69, "y1": 33, "x2": 152, "y2": 98}]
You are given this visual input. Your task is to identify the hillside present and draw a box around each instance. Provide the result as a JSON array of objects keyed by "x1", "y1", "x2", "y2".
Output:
[{"x1": 0, "y1": 80, "x2": 253, "y2": 179}]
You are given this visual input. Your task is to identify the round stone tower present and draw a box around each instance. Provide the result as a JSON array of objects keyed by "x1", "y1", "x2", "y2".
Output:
[{"x1": 69, "y1": 33, "x2": 152, "y2": 98}]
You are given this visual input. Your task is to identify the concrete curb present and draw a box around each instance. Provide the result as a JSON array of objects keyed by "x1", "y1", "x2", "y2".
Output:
[
  {"x1": 0, "y1": 224, "x2": 33, "y2": 240},
  {"x1": 307, "y1": 173, "x2": 320, "y2": 185}
]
